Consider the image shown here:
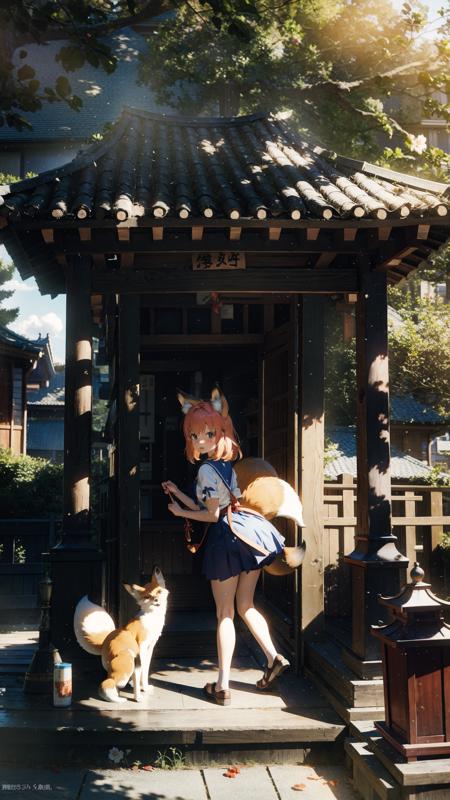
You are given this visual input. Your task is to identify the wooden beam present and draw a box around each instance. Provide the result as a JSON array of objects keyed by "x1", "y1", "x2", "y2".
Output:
[
  {"x1": 386, "y1": 247, "x2": 416, "y2": 267},
  {"x1": 92, "y1": 253, "x2": 104, "y2": 268},
  {"x1": 42, "y1": 228, "x2": 54, "y2": 244},
  {"x1": 344, "y1": 228, "x2": 357, "y2": 242},
  {"x1": 92, "y1": 267, "x2": 358, "y2": 295},
  {"x1": 117, "y1": 227, "x2": 130, "y2": 242},
  {"x1": 140, "y1": 333, "x2": 263, "y2": 346},
  {"x1": 55, "y1": 252, "x2": 67, "y2": 267},
  {"x1": 78, "y1": 227, "x2": 91, "y2": 242},
  {"x1": 152, "y1": 226, "x2": 164, "y2": 241},
  {"x1": 268, "y1": 226, "x2": 282, "y2": 241},
  {"x1": 306, "y1": 228, "x2": 320, "y2": 241},
  {"x1": 192, "y1": 226, "x2": 204, "y2": 241},
  {"x1": 315, "y1": 252, "x2": 337, "y2": 269},
  {"x1": 378, "y1": 227, "x2": 392, "y2": 241},
  {"x1": 229, "y1": 227, "x2": 242, "y2": 241},
  {"x1": 117, "y1": 295, "x2": 141, "y2": 626},
  {"x1": 57, "y1": 228, "x2": 367, "y2": 255},
  {"x1": 417, "y1": 224, "x2": 430, "y2": 240},
  {"x1": 120, "y1": 252, "x2": 135, "y2": 268}
]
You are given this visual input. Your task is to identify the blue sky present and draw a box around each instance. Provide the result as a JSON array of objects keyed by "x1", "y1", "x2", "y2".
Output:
[{"x1": 1, "y1": 0, "x2": 447, "y2": 363}]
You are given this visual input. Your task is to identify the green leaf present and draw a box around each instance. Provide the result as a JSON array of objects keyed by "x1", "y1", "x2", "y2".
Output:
[
  {"x1": 17, "y1": 64, "x2": 35, "y2": 81},
  {"x1": 56, "y1": 45, "x2": 86, "y2": 72},
  {"x1": 55, "y1": 75, "x2": 71, "y2": 98}
]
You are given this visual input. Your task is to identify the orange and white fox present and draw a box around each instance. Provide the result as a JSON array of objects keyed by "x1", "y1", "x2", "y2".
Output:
[{"x1": 73, "y1": 566, "x2": 168, "y2": 703}]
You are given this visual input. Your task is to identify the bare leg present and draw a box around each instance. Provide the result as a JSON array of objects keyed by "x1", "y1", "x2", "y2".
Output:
[
  {"x1": 210, "y1": 575, "x2": 239, "y2": 692},
  {"x1": 236, "y1": 570, "x2": 278, "y2": 668}
]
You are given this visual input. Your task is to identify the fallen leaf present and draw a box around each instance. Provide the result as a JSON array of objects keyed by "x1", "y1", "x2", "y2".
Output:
[
  {"x1": 307, "y1": 776, "x2": 320, "y2": 780},
  {"x1": 323, "y1": 779, "x2": 337, "y2": 786},
  {"x1": 292, "y1": 783, "x2": 306, "y2": 791},
  {"x1": 223, "y1": 770, "x2": 237, "y2": 778},
  {"x1": 142, "y1": 765, "x2": 155, "y2": 772}
]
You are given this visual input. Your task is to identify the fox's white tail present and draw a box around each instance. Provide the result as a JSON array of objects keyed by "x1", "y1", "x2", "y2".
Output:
[{"x1": 73, "y1": 595, "x2": 116, "y2": 655}]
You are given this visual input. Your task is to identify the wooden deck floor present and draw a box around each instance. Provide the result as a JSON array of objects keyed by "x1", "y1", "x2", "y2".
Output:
[{"x1": 0, "y1": 627, "x2": 346, "y2": 766}]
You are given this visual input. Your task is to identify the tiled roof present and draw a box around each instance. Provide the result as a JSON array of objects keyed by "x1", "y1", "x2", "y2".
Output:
[
  {"x1": 0, "y1": 324, "x2": 43, "y2": 355},
  {"x1": 325, "y1": 426, "x2": 433, "y2": 480},
  {"x1": 0, "y1": 107, "x2": 448, "y2": 223},
  {"x1": 28, "y1": 370, "x2": 65, "y2": 406},
  {"x1": 391, "y1": 395, "x2": 449, "y2": 425},
  {"x1": 0, "y1": 30, "x2": 162, "y2": 143}
]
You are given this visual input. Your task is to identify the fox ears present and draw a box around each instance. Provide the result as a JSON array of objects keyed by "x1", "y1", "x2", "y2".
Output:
[
  {"x1": 123, "y1": 583, "x2": 164, "y2": 599},
  {"x1": 176, "y1": 385, "x2": 229, "y2": 418}
]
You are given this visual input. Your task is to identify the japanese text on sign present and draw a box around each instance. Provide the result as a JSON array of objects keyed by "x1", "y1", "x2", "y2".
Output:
[{"x1": 192, "y1": 252, "x2": 246, "y2": 270}]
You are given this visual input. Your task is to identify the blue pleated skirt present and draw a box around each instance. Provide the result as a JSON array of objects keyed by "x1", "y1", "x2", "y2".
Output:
[{"x1": 201, "y1": 509, "x2": 285, "y2": 581}]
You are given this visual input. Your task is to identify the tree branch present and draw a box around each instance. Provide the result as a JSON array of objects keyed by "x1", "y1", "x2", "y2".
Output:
[
  {"x1": 12, "y1": 1, "x2": 172, "y2": 46},
  {"x1": 280, "y1": 59, "x2": 444, "y2": 95}
]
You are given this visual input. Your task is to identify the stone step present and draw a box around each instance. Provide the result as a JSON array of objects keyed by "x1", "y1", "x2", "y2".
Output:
[
  {"x1": 345, "y1": 739, "x2": 399, "y2": 800},
  {"x1": 305, "y1": 638, "x2": 384, "y2": 710},
  {"x1": 305, "y1": 665, "x2": 385, "y2": 725},
  {"x1": 347, "y1": 726, "x2": 450, "y2": 800}
]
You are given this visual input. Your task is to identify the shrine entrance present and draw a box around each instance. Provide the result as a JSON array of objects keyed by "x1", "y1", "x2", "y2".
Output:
[
  {"x1": 2, "y1": 105, "x2": 448, "y2": 698},
  {"x1": 135, "y1": 294, "x2": 301, "y2": 635}
]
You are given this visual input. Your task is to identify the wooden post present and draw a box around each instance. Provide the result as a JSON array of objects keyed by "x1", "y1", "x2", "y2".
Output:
[
  {"x1": 61, "y1": 255, "x2": 93, "y2": 544},
  {"x1": 429, "y1": 487, "x2": 444, "y2": 595},
  {"x1": 299, "y1": 296, "x2": 325, "y2": 654},
  {"x1": 117, "y1": 295, "x2": 141, "y2": 625},
  {"x1": 47, "y1": 254, "x2": 104, "y2": 658},
  {"x1": 404, "y1": 490, "x2": 417, "y2": 566},
  {"x1": 344, "y1": 263, "x2": 408, "y2": 677}
]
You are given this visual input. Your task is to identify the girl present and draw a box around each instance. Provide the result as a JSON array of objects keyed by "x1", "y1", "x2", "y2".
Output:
[{"x1": 161, "y1": 386, "x2": 289, "y2": 706}]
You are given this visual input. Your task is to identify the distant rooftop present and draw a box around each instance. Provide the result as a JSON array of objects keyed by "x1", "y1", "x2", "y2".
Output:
[
  {"x1": 0, "y1": 29, "x2": 165, "y2": 143},
  {"x1": 391, "y1": 395, "x2": 449, "y2": 425},
  {"x1": 0, "y1": 323, "x2": 43, "y2": 356},
  {"x1": 28, "y1": 369, "x2": 65, "y2": 407},
  {"x1": 326, "y1": 426, "x2": 433, "y2": 480}
]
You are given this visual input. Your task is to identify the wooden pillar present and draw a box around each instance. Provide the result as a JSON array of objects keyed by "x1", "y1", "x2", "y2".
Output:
[
  {"x1": 46, "y1": 255, "x2": 104, "y2": 658},
  {"x1": 299, "y1": 296, "x2": 325, "y2": 655},
  {"x1": 344, "y1": 263, "x2": 408, "y2": 677},
  {"x1": 61, "y1": 255, "x2": 93, "y2": 544},
  {"x1": 117, "y1": 295, "x2": 141, "y2": 626}
]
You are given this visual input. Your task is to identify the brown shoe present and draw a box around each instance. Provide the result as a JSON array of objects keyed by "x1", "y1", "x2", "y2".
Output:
[
  {"x1": 203, "y1": 681, "x2": 231, "y2": 706},
  {"x1": 256, "y1": 655, "x2": 290, "y2": 690}
]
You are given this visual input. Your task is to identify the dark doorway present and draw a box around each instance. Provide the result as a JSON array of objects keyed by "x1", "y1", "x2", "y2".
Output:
[{"x1": 139, "y1": 346, "x2": 259, "y2": 610}]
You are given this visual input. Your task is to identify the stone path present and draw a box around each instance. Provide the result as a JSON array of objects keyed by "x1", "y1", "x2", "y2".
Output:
[{"x1": 0, "y1": 764, "x2": 360, "y2": 799}]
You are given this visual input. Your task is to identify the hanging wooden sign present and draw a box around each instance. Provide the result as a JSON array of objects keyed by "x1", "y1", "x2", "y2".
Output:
[{"x1": 192, "y1": 252, "x2": 246, "y2": 270}]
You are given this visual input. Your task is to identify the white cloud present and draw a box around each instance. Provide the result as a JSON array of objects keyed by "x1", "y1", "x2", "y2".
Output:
[
  {"x1": 3, "y1": 278, "x2": 35, "y2": 293},
  {"x1": 13, "y1": 312, "x2": 64, "y2": 339}
]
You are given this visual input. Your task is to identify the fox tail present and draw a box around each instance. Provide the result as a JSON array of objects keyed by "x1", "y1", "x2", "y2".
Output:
[
  {"x1": 234, "y1": 458, "x2": 305, "y2": 527},
  {"x1": 73, "y1": 595, "x2": 116, "y2": 655}
]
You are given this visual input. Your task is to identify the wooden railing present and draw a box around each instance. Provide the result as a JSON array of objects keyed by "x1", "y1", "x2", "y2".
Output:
[
  {"x1": 323, "y1": 475, "x2": 450, "y2": 617},
  {"x1": 0, "y1": 518, "x2": 60, "y2": 621}
]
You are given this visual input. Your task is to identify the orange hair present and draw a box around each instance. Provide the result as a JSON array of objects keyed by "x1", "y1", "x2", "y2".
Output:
[{"x1": 182, "y1": 401, "x2": 241, "y2": 463}]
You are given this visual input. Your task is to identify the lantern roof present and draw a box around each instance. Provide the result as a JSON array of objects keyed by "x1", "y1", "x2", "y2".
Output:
[{"x1": 372, "y1": 563, "x2": 450, "y2": 646}]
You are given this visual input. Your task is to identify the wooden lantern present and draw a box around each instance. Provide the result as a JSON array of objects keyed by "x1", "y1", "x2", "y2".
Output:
[{"x1": 372, "y1": 562, "x2": 450, "y2": 762}]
